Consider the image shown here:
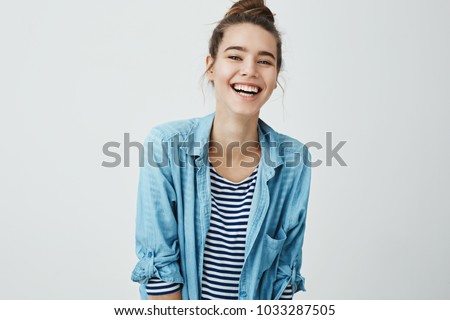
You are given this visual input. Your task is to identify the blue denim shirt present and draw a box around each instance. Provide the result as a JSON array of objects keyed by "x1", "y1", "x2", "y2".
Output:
[{"x1": 131, "y1": 112, "x2": 311, "y2": 300}]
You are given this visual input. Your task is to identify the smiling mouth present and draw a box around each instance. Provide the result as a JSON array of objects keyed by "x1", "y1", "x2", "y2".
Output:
[{"x1": 231, "y1": 84, "x2": 262, "y2": 97}]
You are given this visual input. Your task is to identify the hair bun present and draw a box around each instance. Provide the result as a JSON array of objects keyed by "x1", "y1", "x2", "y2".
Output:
[{"x1": 225, "y1": 0, "x2": 275, "y2": 24}]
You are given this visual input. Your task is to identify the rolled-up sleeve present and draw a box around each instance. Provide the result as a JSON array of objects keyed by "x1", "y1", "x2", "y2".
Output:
[
  {"x1": 276, "y1": 147, "x2": 312, "y2": 296},
  {"x1": 131, "y1": 129, "x2": 184, "y2": 290}
]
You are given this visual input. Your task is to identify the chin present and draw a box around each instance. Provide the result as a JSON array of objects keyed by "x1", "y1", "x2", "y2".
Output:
[{"x1": 228, "y1": 105, "x2": 262, "y2": 118}]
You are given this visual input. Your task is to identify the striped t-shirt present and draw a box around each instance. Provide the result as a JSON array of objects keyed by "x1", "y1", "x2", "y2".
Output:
[{"x1": 146, "y1": 163, "x2": 293, "y2": 300}]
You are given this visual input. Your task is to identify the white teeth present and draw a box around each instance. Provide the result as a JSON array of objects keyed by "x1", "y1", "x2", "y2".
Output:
[
  {"x1": 233, "y1": 84, "x2": 259, "y2": 93},
  {"x1": 237, "y1": 92, "x2": 254, "y2": 97}
]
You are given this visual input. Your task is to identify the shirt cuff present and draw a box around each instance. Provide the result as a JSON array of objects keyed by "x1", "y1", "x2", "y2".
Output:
[
  {"x1": 279, "y1": 284, "x2": 294, "y2": 300},
  {"x1": 146, "y1": 277, "x2": 182, "y2": 296}
]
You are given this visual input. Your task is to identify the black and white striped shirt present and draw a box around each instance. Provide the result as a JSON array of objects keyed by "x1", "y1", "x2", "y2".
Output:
[{"x1": 146, "y1": 163, "x2": 293, "y2": 299}]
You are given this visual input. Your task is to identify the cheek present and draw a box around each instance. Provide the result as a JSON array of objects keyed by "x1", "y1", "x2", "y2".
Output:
[
  {"x1": 265, "y1": 75, "x2": 278, "y2": 89},
  {"x1": 216, "y1": 67, "x2": 233, "y2": 79}
]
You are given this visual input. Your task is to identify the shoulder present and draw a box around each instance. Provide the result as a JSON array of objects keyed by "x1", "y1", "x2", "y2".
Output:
[
  {"x1": 276, "y1": 132, "x2": 311, "y2": 178},
  {"x1": 258, "y1": 119, "x2": 311, "y2": 161},
  {"x1": 144, "y1": 116, "x2": 200, "y2": 142},
  {"x1": 277, "y1": 132, "x2": 310, "y2": 158}
]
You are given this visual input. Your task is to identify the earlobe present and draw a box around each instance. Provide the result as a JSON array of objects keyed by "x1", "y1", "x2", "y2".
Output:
[
  {"x1": 206, "y1": 68, "x2": 214, "y2": 81},
  {"x1": 205, "y1": 55, "x2": 214, "y2": 80}
]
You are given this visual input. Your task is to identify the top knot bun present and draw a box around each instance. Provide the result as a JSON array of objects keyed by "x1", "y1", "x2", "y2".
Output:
[
  {"x1": 206, "y1": 0, "x2": 283, "y2": 74},
  {"x1": 225, "y1": 0, "x2": 275, "y2": 24}
]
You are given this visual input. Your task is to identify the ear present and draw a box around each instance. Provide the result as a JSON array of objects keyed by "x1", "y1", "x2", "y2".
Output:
[{"x1": 206, "y1": 55, "x2": 214, "y2": 81}]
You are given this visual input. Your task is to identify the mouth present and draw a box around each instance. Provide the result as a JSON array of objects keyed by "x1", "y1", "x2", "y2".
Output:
[{"x1": 230, "y1": 83, "x2": 262, "y2": 98}]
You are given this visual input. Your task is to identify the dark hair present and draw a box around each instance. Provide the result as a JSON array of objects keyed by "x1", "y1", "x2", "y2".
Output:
[
  {"x1": 200, "y1": 0, "x2": 285, "y2": 108},
  {"x1": 206, "y1": 0, "x2": 283, "y2": 75}
]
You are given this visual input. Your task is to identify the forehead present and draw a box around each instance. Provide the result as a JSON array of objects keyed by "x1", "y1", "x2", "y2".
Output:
[{"x1": 219, "y1": 23, "x2": 277, "y2": 55}]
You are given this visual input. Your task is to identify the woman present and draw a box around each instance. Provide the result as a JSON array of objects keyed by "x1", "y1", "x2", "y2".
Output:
[{"x1": 131, "y1": 0, "x2": 311, "y2": 300}]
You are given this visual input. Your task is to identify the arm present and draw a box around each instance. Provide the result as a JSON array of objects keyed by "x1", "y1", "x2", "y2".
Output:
[
  {"x1": 131, "y1": 129, "x2": 184, "y2": 298},
  {"x1": 276, "y1": 148, "x2": 312, "y2": 296}
]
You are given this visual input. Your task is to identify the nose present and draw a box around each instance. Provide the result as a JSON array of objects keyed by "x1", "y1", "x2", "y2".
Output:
[{"x1": 240, "y1": 58, "x2": 258, "y2": 78}]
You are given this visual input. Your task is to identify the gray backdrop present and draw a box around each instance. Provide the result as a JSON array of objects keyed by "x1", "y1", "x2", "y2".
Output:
[{"x1": 0, "y1": 0, "x2": 449, "y2": 299}]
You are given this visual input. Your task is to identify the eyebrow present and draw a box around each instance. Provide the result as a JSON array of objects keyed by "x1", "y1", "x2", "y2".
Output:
[{"x1": 224, "y1": 46, "x2": 276, "y2": 61}]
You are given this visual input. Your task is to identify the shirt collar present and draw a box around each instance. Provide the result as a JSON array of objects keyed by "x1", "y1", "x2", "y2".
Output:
[{"x1": 183, "y1": 111, "x2": 285, "y2": 173}]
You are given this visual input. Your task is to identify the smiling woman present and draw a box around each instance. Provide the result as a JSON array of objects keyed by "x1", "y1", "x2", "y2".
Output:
[
  {"x1": 131, "y1": 0, "x2": 312, "y2": 300},
  {"x1": 206, "y1": 23, "x2": 278, "y2": 112}
]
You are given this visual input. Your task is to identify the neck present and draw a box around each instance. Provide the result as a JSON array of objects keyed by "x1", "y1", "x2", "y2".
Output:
[
  {"x1": 210, "y1": 109, "x2": 260, "y2": 147},
  {"x1": 209, "y1": 109, "x2": 261, "y2": 165}
]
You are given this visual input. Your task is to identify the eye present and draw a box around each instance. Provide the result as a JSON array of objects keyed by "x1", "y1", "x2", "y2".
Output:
[
  {"x1": 258, "y1": 60, "x2": 272, "y2": 65},
  {"x1": 228, "y1": 56, "x2": 242, "y2": 61}
]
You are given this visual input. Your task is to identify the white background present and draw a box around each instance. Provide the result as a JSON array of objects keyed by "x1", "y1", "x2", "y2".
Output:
[{"x1": 0, "y1": 0, "x2": 449, "y2": 299}]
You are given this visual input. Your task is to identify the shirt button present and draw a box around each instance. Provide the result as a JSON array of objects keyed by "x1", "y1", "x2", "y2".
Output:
[{"x1": 147, "y1": 252, "x2": 153, "y2": 258}]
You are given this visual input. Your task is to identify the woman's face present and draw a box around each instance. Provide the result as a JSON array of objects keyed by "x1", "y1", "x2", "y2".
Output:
[{"x1": 206, "y1": 23, "x2": 278, "y2": 118}]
